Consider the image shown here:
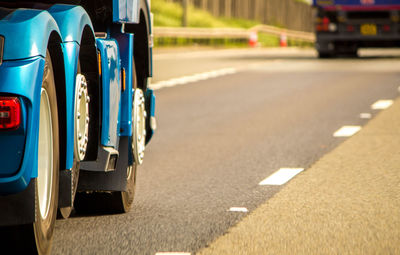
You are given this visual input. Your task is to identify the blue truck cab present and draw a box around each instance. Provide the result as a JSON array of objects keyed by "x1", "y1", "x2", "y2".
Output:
[
  {"x1": 313, "y1": 0, "x2": 400, "y2": 57},
  {"x1": 0, "y1": 0, "x2": 155, "y2": 253}
]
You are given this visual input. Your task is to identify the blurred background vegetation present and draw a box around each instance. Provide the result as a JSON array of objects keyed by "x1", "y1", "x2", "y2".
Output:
[
  {"x1": 152, "y1": 0, "x2": 260, "y2": 28},
  {"x1": 152, "y1": 0, "x2": 314, "y2": 48}
]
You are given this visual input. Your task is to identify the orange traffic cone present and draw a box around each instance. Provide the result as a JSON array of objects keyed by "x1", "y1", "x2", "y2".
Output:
[
  {"x1": 249, "y1": 31, "x2": 258, "y2": 48},
  {"x1": 280, "y1": 33, "x2": 287, "y2": 47}
]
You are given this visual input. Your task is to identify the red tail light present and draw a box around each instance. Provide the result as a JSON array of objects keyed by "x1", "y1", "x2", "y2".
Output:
[
  {"x1": 383, "y1": 24, "x2": 391, "y2": 32},
  {"x1": 316, "y1": 17, "x2": 331, "y2": 32},
  {"x1": 0, "y1": 97, "x2": 21, "y2": 130},
  {"x1": 347, "y1": 25, "x2": 355, "y2": 32}
]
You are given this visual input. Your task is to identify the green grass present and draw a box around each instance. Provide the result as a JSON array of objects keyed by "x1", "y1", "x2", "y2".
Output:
[
  {"x1": 154, "y1": 37, "x2": 250, "y2": 48},
  {"x1": 258, "y1": 33, "x2": 280, "y2": 47}
]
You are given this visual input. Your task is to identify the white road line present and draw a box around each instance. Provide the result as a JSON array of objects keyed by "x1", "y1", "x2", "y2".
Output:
[
  {"x1": 333, "y1": 126, "x2": 361, "y2": 137},
  {"x1": 228, "y1": 207, "x2": 249, "y2": 212},
  {"x1": 371, "y1": 100, "x2": 393, "y2": 110},
  {"x1": 155, "y1": 253, "x2": 191, "y2": 255},
  {"x1": 259, "y1": 168, "x2": 305, "y2": 186},
  {"x1": 360, "y1": 113, "x2": 372, "y2": 119},
  {"x1": 149, "y1": 68, "x2": 237, "y2": 90}
]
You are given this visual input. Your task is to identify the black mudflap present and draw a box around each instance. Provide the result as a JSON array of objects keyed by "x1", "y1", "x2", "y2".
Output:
[{"x1": 77, "y1": 136, "x2": 129, "y2": 192}]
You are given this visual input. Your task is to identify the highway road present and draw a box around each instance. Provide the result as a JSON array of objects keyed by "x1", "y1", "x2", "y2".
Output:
[{"x1": 52, "y1": 48, "x2": 400, "y2": 254}]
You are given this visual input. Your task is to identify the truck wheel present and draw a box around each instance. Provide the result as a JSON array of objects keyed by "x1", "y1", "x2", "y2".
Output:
[
  {"x1": 113, "y1": 161, "x2": 137, "y2": 213},
  {"x1": 74, "y1": 59, "x2": 142, "y2": 214},
  {"x1": 73, "y1": 161, "x2": 137, "y2": 214},
  {"x1": 318, "y1": 51, "x2": 334, "y2": 59},
  {"x1": 59, "y1": 61, "x2": 89, "y2": 219},
  {"x1": 34, "y1": 50, "x2": 60, "y2": 254},
  {"x1": 132, "y1": 89, "x2": 146, "y2": 165},
  {"x1": 74, "y1": 92, "x2": 142, "y2": 214},
  {"x1": 0, "y1": 50, "x2": 59, "y2": 254},
  {"x1": 113, "y1": 86, "x2": 146, "y2": 212},
  {"x1": 120, "y1": 163, "x2": 137, "y2": 211}
]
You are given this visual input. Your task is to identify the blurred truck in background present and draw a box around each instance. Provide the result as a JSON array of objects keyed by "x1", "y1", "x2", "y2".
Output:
[
  {"x1": 0, "y1": 0, "x2": 155, "y2": 253},
  {"x1": 313, "y1": 0, "x2": 400, "y2": 57}
]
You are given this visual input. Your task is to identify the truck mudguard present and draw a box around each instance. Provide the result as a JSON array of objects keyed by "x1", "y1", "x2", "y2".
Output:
[
  {"x1": 48, "y1": 4, "x2": 95, "y2": 170},
  {"x1": 97, "y1": 38, "x2": 122, "y2": 148},
  {"x1": 0, "y1": 9, "x2": 59, "y2": 60},
  {"x1": 0, "y1": 9, "x2": 61, "y2": 194}
]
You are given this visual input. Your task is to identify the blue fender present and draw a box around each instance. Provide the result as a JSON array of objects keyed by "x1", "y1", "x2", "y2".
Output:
[
  {"x1": 48, "y1": 5, "x2": 94, "y2": 43},
  {"x1": 0, "y1": 9, "x2": 61, "y2": 194},
  {"x1": 0, "y1": 9, "x2": 59, "y2": 60},
  {"x1": 0, "y1": 57, "x2": 44, "y2": 194},
  {"x1": 48, "y1": 5, "x2": 95, "y2": 170}
]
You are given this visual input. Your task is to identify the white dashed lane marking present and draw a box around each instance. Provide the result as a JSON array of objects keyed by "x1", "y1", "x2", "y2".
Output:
[
  {"x1": 360, "y1": 113, "x2": 372, "y2": 119},
  {"x1": 371, "y1": 100, "x2": 393, "y2": 110},
  {"x1": 228, "y1": 207, "x2": 249, "y2": 212},
  {"x1": 155, "y1": 253, "x2": 191, "y2": 255},
  {"x1": 149, "y1": 68, "x2": 237, "y2": 90},
  {"x1": 333, "y1": 126, "x2": 361, "y2": 137},
  {"x1": 259, "y1": 168, "x2": 305, "y2": 186}
]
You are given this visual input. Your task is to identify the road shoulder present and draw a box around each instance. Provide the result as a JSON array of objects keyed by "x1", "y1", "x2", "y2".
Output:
[{"x1": 198, "y1": 97, "x2": 400, "y2": 254}]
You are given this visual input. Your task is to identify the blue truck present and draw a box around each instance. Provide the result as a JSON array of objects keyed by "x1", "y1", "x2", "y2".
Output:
[
  {"x1": 313, "y1": 0, "x2": 400, "y2": 57},
  {"x1": 0, "y1": 0, "x2": 155, "y2": 253}
]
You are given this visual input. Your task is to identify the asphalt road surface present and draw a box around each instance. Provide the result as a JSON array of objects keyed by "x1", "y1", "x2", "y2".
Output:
[{"x1": 52, "y1": 48, "x2": 400, "y2": 254}]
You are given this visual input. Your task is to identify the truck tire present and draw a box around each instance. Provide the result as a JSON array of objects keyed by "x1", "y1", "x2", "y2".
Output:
[
  {"x1": 3, "y1": 50, "x2": 60, "y2": 254},
  {"x1": 318, "y1": 51, "x2": 334, "y2": 59},
  {"x1": 33, "y1": 49, "x2": 60, "y2": 255},
  {"x1": 0, "y1": 50, "x2": 59, "y2": 255},
  {"x1": 59, "y1": 60, "x2": 89, "y2": 219},
  {"x1": 119, "y1": 163, "x2": 137, "y2": 212},
  {"x1": 113, "y1": 60, "x2": 142, "y2": 213},
  {"x1": 73, "y1": 59, "x2": 139, "y2": 215},
  {"x1": 0, "y1": 50, "x2": 60, "y2": 255},
  {"x1": 73, "y1": 162, "x2": 137, "y2": 214}
]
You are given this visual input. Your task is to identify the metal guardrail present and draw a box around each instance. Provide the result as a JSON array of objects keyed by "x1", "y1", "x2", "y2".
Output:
[
  {"x1": 251, "y1": 25, "x2": 315, "y2": 43},
  {"x1": 154, "y1": 25, "x2": 315, "y2": 43},
  {"x1": 154, "y1": 27, "x2": 252, "y2": 39}
]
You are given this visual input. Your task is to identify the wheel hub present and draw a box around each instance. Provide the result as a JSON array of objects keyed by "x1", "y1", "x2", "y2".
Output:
[
  {"x1": 132, "y1": 89, "x2": 146, "y2": 165},
  {"x1": 74, "y1": 74, "x2": 90, "y2": 161}
]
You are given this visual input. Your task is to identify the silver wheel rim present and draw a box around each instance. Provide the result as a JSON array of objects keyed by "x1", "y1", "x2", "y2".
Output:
[
  {"x1": 74, "y1": 74, "x2": 90, "y2": 161},
  {"x1": 38, "y1": 88, "x2": 53, "y2": 220},
  {"x1": 132, "y1": 89, "x2": 146, "y2": 165}
]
